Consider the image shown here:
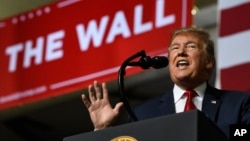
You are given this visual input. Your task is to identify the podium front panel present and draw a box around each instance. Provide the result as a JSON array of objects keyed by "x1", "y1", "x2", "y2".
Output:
[{"x1": 63, "y1": 110, "x2": 228, "y2": 141}]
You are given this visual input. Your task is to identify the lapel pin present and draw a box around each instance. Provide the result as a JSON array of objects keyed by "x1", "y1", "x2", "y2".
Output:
[{"x1": 211, "y1": 100, "x2": 216, "y2": 104}]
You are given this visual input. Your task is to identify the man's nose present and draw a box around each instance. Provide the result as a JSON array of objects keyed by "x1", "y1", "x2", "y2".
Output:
[{"x1": 177, "y1": 46, "x2": 187, "y2": 56}]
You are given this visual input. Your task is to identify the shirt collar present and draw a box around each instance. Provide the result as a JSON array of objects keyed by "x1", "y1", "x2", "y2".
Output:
[{"x1": 173, "y1": 82, "x2": 207, "y2": 103}]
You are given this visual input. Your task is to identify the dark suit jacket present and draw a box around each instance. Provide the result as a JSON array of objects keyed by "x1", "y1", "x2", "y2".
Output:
[{"x1": 132, "y1": 84, "x2": 250, "y2": 138}]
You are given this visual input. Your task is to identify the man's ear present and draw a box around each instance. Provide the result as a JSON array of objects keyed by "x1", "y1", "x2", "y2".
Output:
[{"x1": 206, "y1": 57, "x2": 215, "y2": 71}]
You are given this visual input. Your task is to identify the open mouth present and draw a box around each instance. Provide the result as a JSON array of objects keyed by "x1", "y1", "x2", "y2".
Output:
[{"x1": 176, "y1": 60, "x2": 189, "y2": 68}]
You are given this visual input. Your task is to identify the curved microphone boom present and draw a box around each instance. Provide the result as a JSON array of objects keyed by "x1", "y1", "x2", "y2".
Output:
[{"x1": 118, "y1": 50, "x2": 168, "y2": 122}]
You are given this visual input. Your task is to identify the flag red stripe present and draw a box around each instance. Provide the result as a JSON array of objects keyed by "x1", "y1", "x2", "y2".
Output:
[
  {"x1": 219, "y1": 2, "x2": 250, "y2": 37},
  {"x1": 220, "y1": 63, "x2": 250, "y2": 92}
]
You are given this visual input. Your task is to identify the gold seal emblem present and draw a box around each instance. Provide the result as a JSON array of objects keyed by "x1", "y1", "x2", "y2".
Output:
[{"x1": 111, "y1": 135, "x2": 138, "y2": 141}]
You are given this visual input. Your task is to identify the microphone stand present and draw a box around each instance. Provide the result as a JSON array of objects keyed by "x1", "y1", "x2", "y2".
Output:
[{"x1": 118, "y1": 50, "x2": 146, "y2": 121}]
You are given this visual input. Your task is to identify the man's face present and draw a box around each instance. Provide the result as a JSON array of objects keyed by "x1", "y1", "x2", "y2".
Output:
[{"x1": 168, "y1": 33, "x2": 212, "y2": 89}]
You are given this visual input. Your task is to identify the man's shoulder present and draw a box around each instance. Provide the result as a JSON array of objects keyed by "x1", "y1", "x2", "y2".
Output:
[
  {"x1": 142, "y1": 90, "x2": 173, "y2": 104},
  {"x1": 133, "y1": 90, "x2": 175, "y2": 120},
  {"x1": 134, "y1": 90, "x2": 174, "y2": 111},
  {"x1": 207, "y1": 86, "x2": 250, "y2": 100}
]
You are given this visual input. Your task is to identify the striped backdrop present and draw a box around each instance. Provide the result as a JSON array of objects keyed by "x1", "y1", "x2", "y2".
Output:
[{"x1": 216, "y1": 0, "x2": 250, "y2": 92}]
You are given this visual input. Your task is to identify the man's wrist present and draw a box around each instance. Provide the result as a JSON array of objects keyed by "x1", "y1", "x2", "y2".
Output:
[{"x1": 93, "y1": 125, "x2": 111, "y2": 131}]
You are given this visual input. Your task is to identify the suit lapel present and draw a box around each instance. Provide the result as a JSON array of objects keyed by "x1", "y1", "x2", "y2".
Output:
[
  {"x1": 156, "y1": 86, "x2": 223, "y2": 120},
  {"x1": 158, "y1": 91, "x2": 176, "y2": 115},
  {"x1": 202, "y1": 85, "x2": 222, "y2": 122}
]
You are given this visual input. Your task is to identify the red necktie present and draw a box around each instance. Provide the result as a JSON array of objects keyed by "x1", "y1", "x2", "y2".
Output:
[{"x1": 184, "y1": 90, "x2": 197, "y2": 111}]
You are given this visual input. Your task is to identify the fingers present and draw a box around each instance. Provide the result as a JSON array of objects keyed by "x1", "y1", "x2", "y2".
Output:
[
  {"x1": 87, "y1": 80, "x2": 105, "y2": 103},
  {"x1": 94, "y1": 81, "x2": 102, "y2": 99},
  {"x1": 102, "y1": 82, "x2": 109, "y2": 100},
  {"x1": 88, "y1": 84, "x2": 96, "y2": 103},
  {"x1": 81, "y1": 94, "x2": 91, "y2": 108}
]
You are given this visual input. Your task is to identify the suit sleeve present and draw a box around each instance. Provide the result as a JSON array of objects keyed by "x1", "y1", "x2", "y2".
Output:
[{"x1": 241, "y1": 94, "x2": 250, "y2": 124}]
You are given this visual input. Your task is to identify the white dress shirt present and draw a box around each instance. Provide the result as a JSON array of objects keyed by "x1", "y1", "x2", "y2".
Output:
[{"x1": 174, "y1": 82, "x2": 206, "y2": 113}]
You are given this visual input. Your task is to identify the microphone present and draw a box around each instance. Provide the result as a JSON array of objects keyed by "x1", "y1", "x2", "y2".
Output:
[
  {"x1": 128, "y1": 55, "x2": 168, "y2": 69},
  {"x1": 118, "y1": 50, "x2": 168, "y2": 121}
]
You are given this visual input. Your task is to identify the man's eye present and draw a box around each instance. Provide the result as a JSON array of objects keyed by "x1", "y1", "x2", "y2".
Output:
[
  {"x1": 171, "y1": 46, "x2": 179, "y2": 50},
  {"x1": 187, "y1": 45, "x2": 196, "y2": 49}
]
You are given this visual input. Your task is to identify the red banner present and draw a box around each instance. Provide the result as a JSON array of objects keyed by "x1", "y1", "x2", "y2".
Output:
[{"x1": 0, "y1": 0, "x2": 193, "y2": 110}]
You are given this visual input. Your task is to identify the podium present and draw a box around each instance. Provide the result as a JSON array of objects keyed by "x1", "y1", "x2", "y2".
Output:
[{"x1": 63, "y1": 110, "x2": 228, "y2": 141}]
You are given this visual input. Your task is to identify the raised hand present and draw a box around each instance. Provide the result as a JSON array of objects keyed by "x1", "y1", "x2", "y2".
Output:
[{"x1": 81, "y1": 80, "x2": 123, "y2": 130}]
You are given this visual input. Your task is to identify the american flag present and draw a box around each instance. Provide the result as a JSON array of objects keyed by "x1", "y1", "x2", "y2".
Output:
[{"x1": 216, "y1": 0, "x2": 250, "y2": 92}]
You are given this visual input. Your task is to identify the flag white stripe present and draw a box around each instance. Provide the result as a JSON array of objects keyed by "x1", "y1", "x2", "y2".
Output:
[
  {"x1": 218, "y1": 29, "x2": 250, "y2": 69},
  {"x1": 218, "y1": 0, "x2": 250, "y2": 10}
]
